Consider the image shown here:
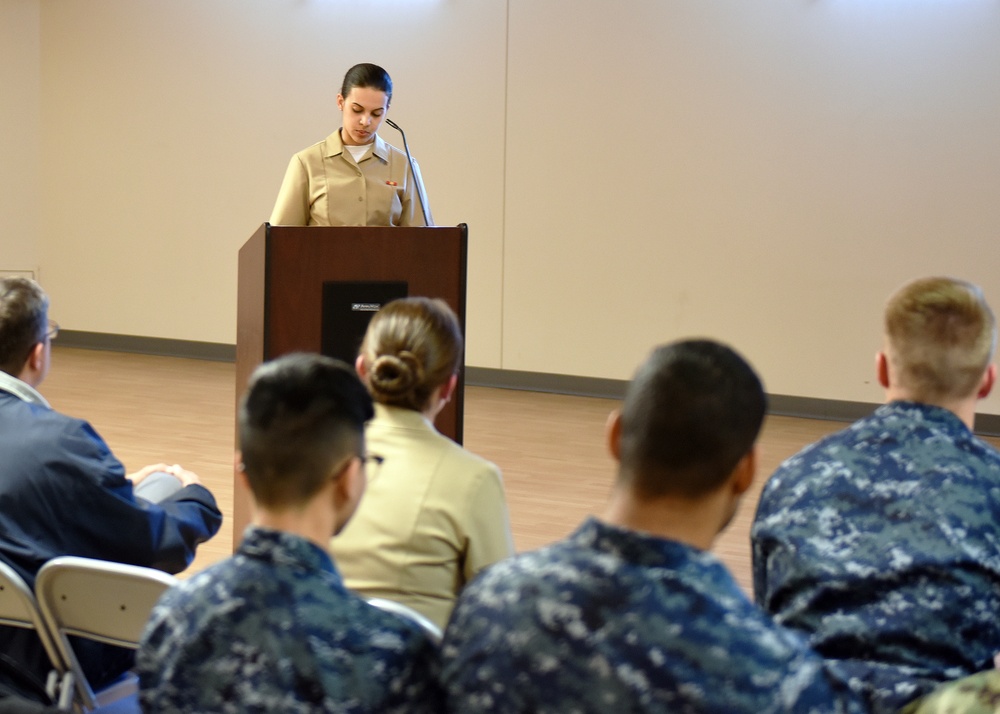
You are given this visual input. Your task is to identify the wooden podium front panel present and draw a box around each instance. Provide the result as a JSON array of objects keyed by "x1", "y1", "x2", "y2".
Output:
[
  {"x1": 233, "y1": 224, "x2": 468, "y2": 546},
  {"x1": 264, "y1": 226, "x2": 466, "y2": 358},
  {"x1": 262, "y1": 225, "x2": 467, "y2": 442}
]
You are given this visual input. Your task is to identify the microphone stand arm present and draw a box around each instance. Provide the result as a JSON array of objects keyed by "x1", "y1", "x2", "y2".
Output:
[{"x1": 385, "y1": 118, "x2": 432, "y2": 226}]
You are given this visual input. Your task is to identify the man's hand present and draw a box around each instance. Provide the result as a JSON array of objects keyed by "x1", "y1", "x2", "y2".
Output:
[{"x1": 127, "y1": 463, "x2": 202, "y2": 488}]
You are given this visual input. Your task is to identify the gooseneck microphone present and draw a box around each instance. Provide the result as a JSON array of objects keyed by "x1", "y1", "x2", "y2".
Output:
[{"x1": 384, "y1": 118, "x2": 433, "y2": 226}]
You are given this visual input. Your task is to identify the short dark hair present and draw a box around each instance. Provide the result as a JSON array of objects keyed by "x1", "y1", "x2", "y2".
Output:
[
  {"x1": 0, "y1": 277, "x2": 49, "y2": 377},
  {"x1": 340, "y1": 63, "x2": 393, "y2": 103},
  {"x1": 238, "y1": 353, "x2": 374, "y2": 509},
  {"x1": 618, "y1": 339, "x2": 767, "y2": 498}
]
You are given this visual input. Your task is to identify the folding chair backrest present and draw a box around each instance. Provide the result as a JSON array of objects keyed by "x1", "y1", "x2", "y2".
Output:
[
  {"x1": 0, "y1": 559, "x2": 66, "y2": 703},
  {"x1": 35, "y1": 556, "x2": 177, "y2": 711},
  {"x1": 35, "y1": 557, "x2": 176, "y2": 648},
  {"x1": 0, "y1": 559, "x2": 51, "y2": 641},
  {"x1": 366, "y1": 597, "x2": 443, "y2": 644}
]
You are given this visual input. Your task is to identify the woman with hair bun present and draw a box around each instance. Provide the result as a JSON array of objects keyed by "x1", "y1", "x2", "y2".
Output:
[
  {"x1": 330, "y1": 297, "x2": 514, "y2": 630},
  {"x1": 269, "y1": 62, "x2": 432, "y2": 227}
]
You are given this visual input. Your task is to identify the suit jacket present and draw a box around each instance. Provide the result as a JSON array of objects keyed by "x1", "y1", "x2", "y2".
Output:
[{"x1": 0, "y1": 377, "x2": 222, "y2": 700}]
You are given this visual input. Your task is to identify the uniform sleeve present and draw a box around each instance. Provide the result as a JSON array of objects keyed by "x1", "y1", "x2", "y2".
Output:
[
  {"x1": 52, "y1": 420, "x2": 222, "y2": 575},
  {"x1": 381, "y1": 630, "x2": 447, "y2": 714},
  {"x1": 750, "y1": 469, "x2": 794, "y2": 610},
  {"x1": 269, "y1": 154, "x2": 311, "y2": 226},
  {"x1": 399, "y1": 156, "x2": 432, "y2": 227},
  {"x1": 751, "y1": 489, "x2": 776, "y2": 608},
  {"x1": 460, "y1": 464, "x2": 515, "y2": 584},
  {"x1": 751, "y1": 536, "x2": 773, "y2": 609},
  {"x1": 751, "y1": 465, "x2": 822, "y2": 614}
]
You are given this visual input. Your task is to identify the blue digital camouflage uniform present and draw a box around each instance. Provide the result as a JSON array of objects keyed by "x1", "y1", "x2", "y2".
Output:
[
  {"x1": 137, "y1": 526, "x2": 442, "y2": 713},
  {"x1": 752, "y1": 401, "x2": 1000, "y2": 714},
  {"x1": 440, "y1": 517, "x2": 870, "y2": 714}
]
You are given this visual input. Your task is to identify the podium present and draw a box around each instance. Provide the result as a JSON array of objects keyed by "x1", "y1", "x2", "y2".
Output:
[{"x1": 234, "y1": 222, "x2": 468, "y2": 541}]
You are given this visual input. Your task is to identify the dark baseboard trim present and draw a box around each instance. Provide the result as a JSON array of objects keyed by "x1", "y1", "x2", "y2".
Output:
[
  {"x1": 53, "y1": 333, "x2": 1000, "y2": 436},
  {"x1": 975, "y1": 414, "x2": 1000, "y2": 436},
  {"x1": 774, "y1": 395, "x2": 1000, "y2": 436},
  {"x1": 465, "y1": 366, "x2": 629, "y2": 400},
  {"x1": 467, "y1": 366, "x2": 1000, "y2": 437},
  {"x1": 767, "y1": 394, "x2": 875, "y2": 424},
  {"x1": 465, "y1": 367, "x2": 883, "y2": 419},
  {"x1": 58, "y1": 330, "x2": 236, "y2": 363}
]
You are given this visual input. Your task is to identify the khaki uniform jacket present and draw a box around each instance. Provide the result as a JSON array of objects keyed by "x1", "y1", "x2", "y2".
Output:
[
  {"x1": 330, "y1": 404, "x2": 514, "y2": 630},
  {"x1": 270, "y1": 129, "x2": 431, "y2": 227}
]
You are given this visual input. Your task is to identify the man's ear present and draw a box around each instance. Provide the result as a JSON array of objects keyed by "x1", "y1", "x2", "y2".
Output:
[
  {"x1": 331, "y1": 456, "x2": 366, "y2": 536},
  {"x1": 234, "y1": 454, "x2": 259, "y2": 519},
  {"x1": 234, "y1": 451, "x2": 247, "y2": 484},
  {"x1": 333, "y1": 456, "x2": 365, "y2": 512},
  {"x1": 731, "y1": 446, "x2": 757, "y2": 497},
  {"x1": 18, "y1": 342, "x2": 46, "y2": 385},
  {"x1": 28, "y1": 342, "x2": 44, "y2": 370},
  {"x1": 977, "y1": 363, "x2": 996, "y2": 400},
  {"x1": 876, "y1": 351, "x2": 890, "y2": 389},
  {"x1": 606, "y1": 409, "x2": 623, "y2": 463}
]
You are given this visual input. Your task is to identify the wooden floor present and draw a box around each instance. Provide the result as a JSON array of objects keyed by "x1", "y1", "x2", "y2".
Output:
[{"x1": 44, "y1": 346, "x2": 998, "y2": 596}]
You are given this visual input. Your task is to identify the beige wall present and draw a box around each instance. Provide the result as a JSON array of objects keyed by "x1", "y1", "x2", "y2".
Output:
[
  {"x1": 0, "y1": 0, "x2": 40, "y2": 271},
  {"x1": 35, "y1": 0, "x2": 508, "y2": 353},
  {"x1": 7, "y1": 1, "x2": 1000, "y2": 413},
  {"x1": 502, "y1": 2, "x2": 1000, "y2": 406}
]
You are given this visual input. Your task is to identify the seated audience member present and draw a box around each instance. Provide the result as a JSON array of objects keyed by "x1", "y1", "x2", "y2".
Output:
[
  {"x1": 0, "y1": 277, "x2": 222, "y2": 701},
  {"x1": 752, "y1": 276, "x2": 1000, "y2": 713},
  {"x1": 137, "y1": 353, "x2": 442, "y2": 712},
  {"x1": 440, "y1": 340, "x2": 870, "y2": 713},
  {"x1": 329, "y1": 297, "x2": 514, "y2": 630}
]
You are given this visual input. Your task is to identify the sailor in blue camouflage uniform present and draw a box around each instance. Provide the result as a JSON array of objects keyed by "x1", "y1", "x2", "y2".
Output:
[
  {"x1": 138, "y1": 354, "x2": 442, "y2": 713},
  {"x1": 752, "y1": 277, "x2": 1000, "y2": 714},
  {"x1": 440, "y1": 340, "x2": 872, "y2": 714}
]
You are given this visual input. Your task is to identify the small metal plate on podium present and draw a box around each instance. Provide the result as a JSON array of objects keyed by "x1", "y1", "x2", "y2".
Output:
[{"x1": 320, "y1": 281, "x2": 409, "y2": 366}]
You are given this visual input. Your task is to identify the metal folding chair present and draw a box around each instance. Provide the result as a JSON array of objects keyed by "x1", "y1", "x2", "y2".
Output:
[
  {"x1": 366, "y1": 597, "x2": 443, "y2": 644},
  {"x1": 34, "y1": 557, "x2": 176, "y2": 713}
]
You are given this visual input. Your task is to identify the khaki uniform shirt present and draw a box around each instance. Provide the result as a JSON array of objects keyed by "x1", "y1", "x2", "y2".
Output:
[
  {"x1": 331, "y1": 404, "x2": 514, "y2": 630},
  {"x1": 270, "y1": 129, "x2": 431, "y2": 227}
]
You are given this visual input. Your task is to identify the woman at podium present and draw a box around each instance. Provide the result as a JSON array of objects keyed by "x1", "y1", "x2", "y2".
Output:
[
  {"x1": 269, "y1": 63, "x2": 432, "y2": 227},
  {"x1": 330, "y1": 297, "x2": 515, "y2": 630}
]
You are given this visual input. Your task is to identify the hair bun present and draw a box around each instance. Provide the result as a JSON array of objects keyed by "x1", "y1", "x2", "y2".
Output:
[{"x1": 368, "y1": 351, "x2": 424, "y2": 398}]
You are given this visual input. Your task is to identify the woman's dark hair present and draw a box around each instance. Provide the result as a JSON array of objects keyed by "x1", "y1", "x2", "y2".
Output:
[
  {"x1": 340, "y1": 63, "x2": 393, "y2": 103},
  {"x1": 359, "y1": 297, "x2": 463, "y2": 412}
]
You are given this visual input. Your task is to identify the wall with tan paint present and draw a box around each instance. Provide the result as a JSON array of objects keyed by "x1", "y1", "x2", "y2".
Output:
[{"x1": 4, "y1": 1, "x2": 1000, "y2": 412}]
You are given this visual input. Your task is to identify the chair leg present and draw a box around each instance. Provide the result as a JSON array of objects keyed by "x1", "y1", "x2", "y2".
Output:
[
  {"x1": 56, "y1": 671, "x2": 76, "y2": 712},
  {"x1": 45, "y1": 670, "x2": 59, "y2": 704}
]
